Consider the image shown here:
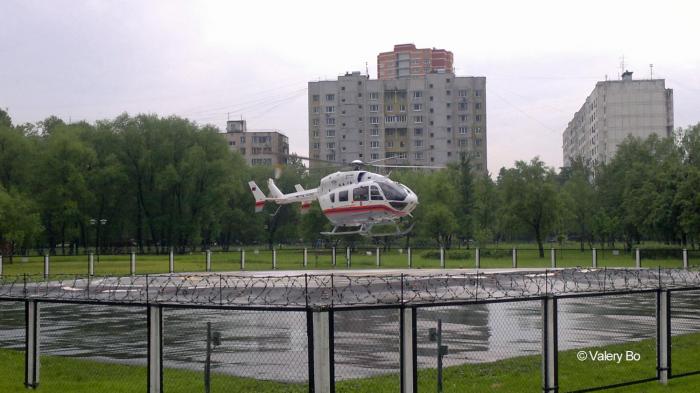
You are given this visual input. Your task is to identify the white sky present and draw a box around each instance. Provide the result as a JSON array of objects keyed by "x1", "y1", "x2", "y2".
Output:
[{"x1": 1, "y1": 0, "x2": 699, "y2": 174}]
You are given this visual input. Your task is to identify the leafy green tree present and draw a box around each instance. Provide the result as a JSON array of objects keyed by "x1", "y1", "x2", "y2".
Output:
[
  {"x1": 0, "y1": 187, "x2": 42, "y2": 259},
  {"x1": 499, "y1": 158, "x2": 559, "y2": 257}
]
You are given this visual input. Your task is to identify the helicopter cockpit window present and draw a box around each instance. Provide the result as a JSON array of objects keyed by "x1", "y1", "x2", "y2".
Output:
[
  {"x1": 353, "y1": 186, "x2": 369, "y2": 202},
  {"x1": 370, "y1": 185, "x2": 383, "y2": 200},
  {"x1": 339, "y1": 190, "x2": 348, "y2": 202},
  {"x1": 330, "y1": 193, "x2": 335, "y2": 203},
  {"x1": 357, "y1": 171, "x2": 366, "y2": 183},
  {"x1": 378, "y1": 182, "x2": 407, "y2": 201}
]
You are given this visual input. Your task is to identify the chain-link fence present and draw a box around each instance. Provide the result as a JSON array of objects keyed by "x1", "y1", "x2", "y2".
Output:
[{"x1": 2, "y1": 268, "x2": 700, "y2": 392}]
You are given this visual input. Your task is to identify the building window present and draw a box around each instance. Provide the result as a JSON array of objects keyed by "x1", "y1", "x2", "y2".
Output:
[
  {"x1": 385, "y1": 105, "x2": 393, "y2": 112},
  {"x1": 458, "y1": 127, "x2": 468, "y2": 134},
  {"x1": 325, "y1": 106, "x2": 335, "y2": 113},
  {"x1": 475, "y1": 90, "x2": 482, "y2": 97},
  {"x1": 370, "y1": 141, "x2": 380, "y2": 149},
  {"x1": 459, "y1": 115, "x2": 468, "y2": 122},
  {"x1": 475, "y1": 138, "x2": 482, "y2": 146},
  {"x1": 371, "y1": 153, "x2": 379, "y2": 160},
  {"x1": 369, "y1": 92, "x2": 379, "y2": 100},
  {"x1": 326, "y1": 118, "x2": 336, "y2": 126},
  {"x1": 326, "y1": 153, "x2": 336, "y2": 161},
  {"x1": 414, "y1": 139, "x2": 423, "y2": 147},
  {"x1": 475, "y1": 115, "x2": 481, "y2": 122},
  {"x1": 399, "y1": 104, "x2": 406, "y2": 112},
  {"x1": 386, "y1": 141, "x2": 394, "y2": 148},
  {"x1": 240, "y1": 136, "x2": 246, "y2": 144},
  {"x1": 475, "y1": 103, "x2": 482, "y2": 110},
  {"x1": 458, "y1": 89, "x2": 468, "y2": 97},
  {"x1": 459, "y1": 102, "x2": 468, "y2": 111},
  {"x1": 413, "y1": 116, "x2": 423, "y2": 124},
  {"x1": 371, "y1": 128, "x2": 379, "y2": 136},
  {"x1": 369, "y1": 104, "x2": 379, "y2": 112},
  {"x1": 458, "y1": 139, "x2": 468, "y2": 146},
  {"x1": 414, "y1": 152, "x2": 424, "y2": 160},
  {"x1": 312, "y1": 94, "x2": 320, "y2": 102},
  {"x1": 326, "y1": 94, "x2": 335, "y2": 101},
  {"x1": 474, "y1": 127, "x2": 482, "y2": 133},
  {"x1": 326, "y1": 129, "x2": 335, "y2": 137},
  {"x1": 446, "y1": 90, "x2": 451, "y2": 96},
  {"x1": 414, "y1": 128, "x2": 423, "y2": 136},
  {"x1": 412, "y1": 91, "x2": 423, "y2": 99},
  {"x1": 312, "y1": 142, "x2": 320, "y2": 149},
  {"x1": 413, "y1": 103, "x2": 422, "y2": 111},
  {"x1": 312, "y1": 130, "x2": 319, "y2": 138},
  {"x1": 385, "y1": 115, "x2": 407, "y2": 124},
  {"x1": 313, "y1": 107, "x2": 320, "y2": 114},
  {"x1": 229, "y1": 141, "x2": 235, "y2": 146},
  {"x1": 370, "y1": 116, "x2": 380, "y2": 125},
  {"x1": 312, "y1": 118, "x2": 319, "y2": 126},
  {"x1": 326, "y1": 142, "x2": 335, "y2": 149}
]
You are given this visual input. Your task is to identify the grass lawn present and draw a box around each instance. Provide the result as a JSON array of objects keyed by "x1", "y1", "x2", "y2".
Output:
[
  {"x1": 0, "y1": 247, "x2": 694, "y2": 276},
  {"x1": 1, "y1": 333, "x2": 699, "y2": 392}
]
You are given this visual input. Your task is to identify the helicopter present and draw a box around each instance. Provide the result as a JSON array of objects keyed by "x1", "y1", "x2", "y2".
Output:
[{"x1": 248, "y1": 159, "x2": 442, "y2": 236}]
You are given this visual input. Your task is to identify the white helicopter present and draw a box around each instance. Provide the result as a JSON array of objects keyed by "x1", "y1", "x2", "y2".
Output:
[{"x1": 248, "y1": 159, "x2": 442, "y2": 236}]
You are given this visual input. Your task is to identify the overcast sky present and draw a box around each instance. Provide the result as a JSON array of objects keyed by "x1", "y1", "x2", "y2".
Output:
[{"x1": 1, "y1": 0, "x2": 699, "y2": 173}]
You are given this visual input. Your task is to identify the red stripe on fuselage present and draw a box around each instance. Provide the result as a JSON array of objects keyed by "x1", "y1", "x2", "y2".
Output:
[
  {"x1": 255, "y1": 201, "x2": 265, "y2": 206},
  {"x1": 323, "y1": 204, "x2": 405, "y2": 215}
]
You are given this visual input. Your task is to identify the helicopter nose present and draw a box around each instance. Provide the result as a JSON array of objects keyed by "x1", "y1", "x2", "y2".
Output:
[{"x1": 405, "y1": 192, "x2": 418, "y2": 213}]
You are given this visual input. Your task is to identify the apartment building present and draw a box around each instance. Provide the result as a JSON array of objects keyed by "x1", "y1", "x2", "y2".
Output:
[
  {"x1": 308, "y1": 71, "x2": 487, "y2": 173},
  {"x1": 223, "y1": 120, "x2": 289, "y2": 166},
  {"x1": 377, "y1": 44, "x2": 453, "y2": 80},
  {"x1": 563, "y1": 71, "x2": 674, "y2": 167}
]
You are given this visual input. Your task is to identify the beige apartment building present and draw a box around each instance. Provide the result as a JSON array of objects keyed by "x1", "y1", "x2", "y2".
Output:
[
  {"x1": 308, "y1": 72, "x2": 486, "y2": 174},
  {"x1": 223, "y1": 120, "x2": 289, "y2": 166},
  {"x1": 563, "y1": 71, "x2": 674, "y2": 167}
]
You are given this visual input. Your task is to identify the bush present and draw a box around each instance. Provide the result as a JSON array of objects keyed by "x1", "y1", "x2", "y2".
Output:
[{"x1": 421, "y1": 250, "x2": 472, "y2": 260}]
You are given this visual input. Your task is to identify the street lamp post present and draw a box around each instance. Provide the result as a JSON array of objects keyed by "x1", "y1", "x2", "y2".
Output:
[{"x1": 89, "y1": 218, "x2": 108, "y2": 263}]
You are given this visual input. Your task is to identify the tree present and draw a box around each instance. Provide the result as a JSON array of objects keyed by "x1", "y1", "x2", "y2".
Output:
[
  {"x1": 499, "y1": 158, "x2": 559, "y2": 257},
  {"x1": 561, "y1": 158, "x2": 595, "y2": 250},
  {"x1": 0, "y1": 187, "x2": 42, "y2": 260}
]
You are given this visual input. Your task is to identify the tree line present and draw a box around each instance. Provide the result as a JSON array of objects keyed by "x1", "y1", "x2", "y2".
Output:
[{"x1": 1, "y1": 108, "x2": 699, "y2": 257}]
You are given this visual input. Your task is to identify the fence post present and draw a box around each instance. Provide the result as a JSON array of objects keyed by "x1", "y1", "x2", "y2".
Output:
[
  {"x1": 205, "y1": 250, "x2": 211, "y2": 272},
  {"x1": 0, "y1": 254, "x2": 3, "y2": 276},
  {"x1": 346, "y1": 247, "x2": 351, "y2": 269},
  {"x1": 657, "y1": 290, "x2": 671, "y2": 384},
  {"x1": 147, "y1": 305, "x2": 163, "y2": 393},
  {"x1": 401, "y1": 306, "x2": 417, "y2": 393},
  {"x1": 303, "y1": 248, "x2": 308, "y2": 268},
  {"x1": 240, "y1": 249, "x2": 245, "y2": 270},
  {"x1": 131, "y1": 251, "x2": 137, "y2": 275},
  {"x1": 272, "y1": 249, "x2": 277, "y2": 270},
  {"x1": 592, "y1": 248, "x2": 597, "y2": 268},
  {"x1": 311, "y1": 309, "x2": 331, "y2": 392},
  {"x1": 635, "y1": 248, "x2": 641, "y2": 269},
  {"x1": 169, "y1": 248, "x2": 174, "y2": 273},
  {"x1": 43, "y1": 254, "x2": 49, "y2": 279},
  {"x1": 376, "y1": 248, "x2": 381, "y2": 268},
  {"x1": 542, "y1": 296, "x2": 558, "y2": 393},
  {"x1": 408, "y1": 247, "x2": 412, "y2": 269},
  {"x1": 440, "y1": 247, "x2": 445, "y2": 269},
  {"x1": 332, "y1": 247, "x2": 336, "y2": 267},
  {"x1": 683, "y1": 249, "x2": 688, "y2": 269},
  {"x1": 512, "y1": 248, "x2": 517, "y2": 269},
  {"x1": 551, "y1": 248, "x2": 556, "y2": 268},
  {"x1": 25, "y1": 299, "x2": 40, "y2": 389},
  {"x1": 475, "y1": 248, "x2": 480, "y2": 269},
  {"x1": 88, "y1": 252, "x2": 94, "y2": 276}
]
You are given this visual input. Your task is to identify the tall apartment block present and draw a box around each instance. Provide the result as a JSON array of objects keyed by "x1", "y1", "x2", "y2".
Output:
[
  {"x1": 377, "y1": 44, "x2": 454, "y2": 80},
  {"x1": 563, "y1": 71, "x2": 674, "y2": 167},
  {"x1": 308, "y1": 45, "x2": 486, "y2": 173},
  {"x1": 222, "y1": 120, "x2": 289, "y2": 166}
]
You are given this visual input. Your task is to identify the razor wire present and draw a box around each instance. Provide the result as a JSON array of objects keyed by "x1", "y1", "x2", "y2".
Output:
[{"x1": 2, "y1": 268, "x2": 700, "y2": 307}]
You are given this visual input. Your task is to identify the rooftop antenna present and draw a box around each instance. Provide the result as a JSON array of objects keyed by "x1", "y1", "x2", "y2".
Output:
[
  {"x1": 649, "y1": 64, "x2": 654, "y2": 79},
  {"x1": 365, "y1": 61, "x2": 369, "y2": 77},
  {"x1": 619, "y1": 55, "x2": 626, "y2": 79}
]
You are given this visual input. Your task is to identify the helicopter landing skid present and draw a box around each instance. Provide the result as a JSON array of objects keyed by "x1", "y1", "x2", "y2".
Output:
[{"x1": 321, "y1": 222, "x2": 415, "y2": 237}]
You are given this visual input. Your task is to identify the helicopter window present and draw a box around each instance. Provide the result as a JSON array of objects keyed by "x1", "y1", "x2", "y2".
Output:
[
  {"x1": 330, "y1": 193, "x2": 335, "y2": 203},
  {"x1": 378, "y1": 182, "x2": 407, "y2": 201},
  {"x1": 353, "y1": 186, "x2": 369, "y2": 202},
  {"x1": 357, "y1": 171, "x2": 366, "y2": 182},
  {"x1": 370, "y1": 186, "x2": 383, "y2": 200},
  {"x1": 339, "y1": 190, "x2": 348, "y2": 202}
]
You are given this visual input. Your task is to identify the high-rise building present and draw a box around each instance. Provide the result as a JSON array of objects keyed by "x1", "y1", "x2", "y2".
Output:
[
  {"x1": 563, "y1": 71, "x2": 674, "y2": 167},
  {"x1": 308, "y1": 71, "x2": 487, "y2": 173},
  {"x1": 377, "y1": 44, "x2": 454, "y2": 80},
  {"x1": 223, "y1": 120, "x2": 289, "y2": 166}
]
